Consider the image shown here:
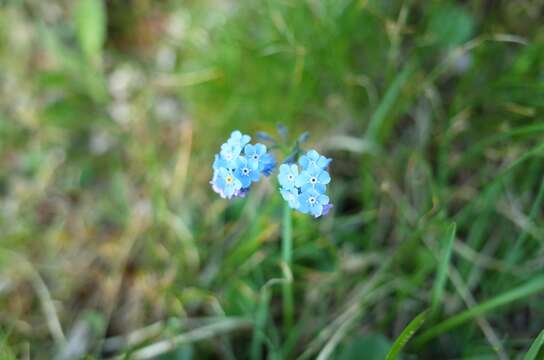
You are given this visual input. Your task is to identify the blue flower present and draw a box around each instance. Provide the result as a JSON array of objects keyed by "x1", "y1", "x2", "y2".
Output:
[
  {"x1": 298, "y1": 188, "x2": 330, "y2": 217},
  {"x1": 277, "y1": 148, "x2": 332, "y2": 217},
  {"x1": 295, "y1": 167, "x2": 331, "y2": 193},
  {"x1": 234, "y1": 157, "x2": 260, "y2": 187},
  {"x1": 213, "y1": 153, "x2": 234, "y2": 171},
  {"x1": 280, "y1": 188, "x2": 300, "y2": 209},
  {"x1": 299, "y1": 150, "x2": 331, "y2": 171},
  {"x1": 227, "y1": 130, "x2": 251, "y2": 148},
  {"x1": 220, "y1": 142, "x2": 242, "y2": 169},
  {"x1": 211, "y1": 130, "x2": 276, "y2": 200},
  {"x1": 260, "y1": 152, "x2": 276, "y2": 176},
  {"x1": 244, "y1": 143, "x2": 267, "y2": 170},
  {"x1": 211, "y1": 168, "x2": 242, "y2": 199},
  {"x1": 278, "y1": 164, "x2": 299, "y2": 191}
]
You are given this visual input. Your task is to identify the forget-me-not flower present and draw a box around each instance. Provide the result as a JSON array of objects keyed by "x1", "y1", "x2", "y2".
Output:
[
  {"x1": 299, "y1": 149, "x2": 331, "y2": 170},
  {"x1": 277, "y1": 149, "x2": 333, "y2": 218},
  {"x1": 278, "y1": 164, "x2": 299, "y2": 191},
  {"x1": 211, "y1": 130, "x2": 276, "y2": 199},
  {"x1": 227, "y1": 130, "x2": 251, "y2": 148},
  {"x1": 295, "y1": 166, "x2": 331, "y2": 193},
  {"x1": 244, "y1": 143, "x2": 268, "y2": 170},
  {"x1": 298, "y1": 188, "x2": 330, "y2": 217},
  {"x1": 212, "y1": 168, "x2": 242, "y2": 199},
  {"x1": 235, "y1": 157, "x2": 260, "y2": 187}
]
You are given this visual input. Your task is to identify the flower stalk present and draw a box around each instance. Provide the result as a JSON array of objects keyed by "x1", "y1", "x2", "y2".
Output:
[{"x1": 282, "y1": 201, "x2": 294, "y2": 332}]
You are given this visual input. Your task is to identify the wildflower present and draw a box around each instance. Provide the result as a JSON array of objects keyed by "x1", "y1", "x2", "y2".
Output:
[
  {"x1": 298, "y1": 188, "x2": 330, "y2": 217},
  {"x1": 211, "y1": 168, "x2": 242, "y2": 199},
  {"x1": 278, "y1": 164, "x2": 299, "y2": 191},
  {"x1": 244, "y1": 143, "x2": 268, "y2": 170},
  {"x1": 211, "y1": 130, "x2": 276, "y2": 199},
  {"x1": 220, "y1": 142, "x2": 242, "y2": 168},
  {"x1": 235, "y1": 157, "x2": 260, "y2": 187},
  {"x1": 295, "y1": 167, "x2": 330, "y2": 193},
  {"x1": 277, "y1": 149, "x2": 333, "y2": 218},
  {"x1": 227, "y1": 130, "x2": 251, "y2": 148},
  {"x1": 298, "y1": 149, "x2": 331, "y2": 170}
]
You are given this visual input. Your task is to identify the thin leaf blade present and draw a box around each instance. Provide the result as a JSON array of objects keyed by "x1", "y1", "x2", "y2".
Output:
[
  {"x1": 415, "y1": 275, "x2": 544, "y2": 346},
  {"x1": 74, "y1": 0, "x2": 106, "y2": 61},
  {"x1": 385, "y1": 310, "x2": 428, "y2": 360},
  {"x1": 524, "y1": 329, "x2": 544, "y2": 360},
  {"x1": 431, "y1": 223, "x2": 457, "y2": 315}
]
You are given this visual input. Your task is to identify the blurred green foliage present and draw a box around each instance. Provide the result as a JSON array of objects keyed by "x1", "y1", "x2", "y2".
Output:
[{"x1": 1, "y1": 0, "x2": 544, "y2": 358}]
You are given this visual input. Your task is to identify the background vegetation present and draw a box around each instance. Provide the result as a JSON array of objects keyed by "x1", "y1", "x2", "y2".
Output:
[{"x1": 1, "y1": 0, "x2": 544, "y2": 358}]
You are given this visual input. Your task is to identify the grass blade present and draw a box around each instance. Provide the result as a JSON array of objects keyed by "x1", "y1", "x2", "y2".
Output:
[
  {"x1": 506, "y1": 179, "x2": 544, "y2": 267},
  {"x1": 251, "y1": 287, "x2": 272, "y2": 360},
  {"x1": 385, "y1": 310, "x2": 428, "y2": 360},
  {"x1": 415, "y1": 275, "x2": 544, "y2": 346},
  {"x1": 431, "y1": 223, "x2": 457, "y2": 316},
  {"x1": 365, "y1": 62, "x2": 414, "y2": 144},
  {"x1": 524, "y1": 329, "x2": 544, "y2": 360},
  {"x1": 74, "y1": 0, "x2": 106, "y2": 61}
]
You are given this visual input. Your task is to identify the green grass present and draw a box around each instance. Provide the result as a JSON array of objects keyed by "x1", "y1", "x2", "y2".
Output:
[
  {"x1": 1, "y1": 0, "x2": 544, "y2": 358},
  {"x1": 385, "y1": 310, "x2": 428, "y2": 360}
]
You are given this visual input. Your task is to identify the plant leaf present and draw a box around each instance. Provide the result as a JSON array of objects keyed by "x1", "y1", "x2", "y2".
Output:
[
  {"x1": 524, "y1": 329, "x2": 544, "y2": 360},
  {"x1": 415, "y1": 275, "x2": 544, "y2": 346},
  {"x1": 431, "y1": 223, "x2": 457, "y2": 315},
  {"x1": 74, "y1": 0, "x2": 106, "y2": 61},
  {"x1": 385, "y1": 310, "x2": 428, "y2": 360}
]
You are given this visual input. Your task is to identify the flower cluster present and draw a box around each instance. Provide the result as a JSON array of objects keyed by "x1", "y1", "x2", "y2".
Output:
[
  {"x1": 211, "y1": 131, "x2": 276, "y2": 199},
  {"x1": 278, "y1": 150, "x2": 332, "y2": 218}
]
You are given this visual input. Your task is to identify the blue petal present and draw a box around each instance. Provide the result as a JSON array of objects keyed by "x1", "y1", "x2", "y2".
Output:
[
  {"x1": 298, "y1": 155, "x2": 309, "y2": 169},
  {"x1": 301, "y1": 182, "x2": 326, "y2": 193},
  {"x1": 317, "y1": 156, "x2": 331, "y2": 169},
  {"x1": 278, "y1": 173, "x2": 289, "y2": 187},
  {"x1": 318, "y1": 194, "x2": 329, "y2": 204},
  {"x1": 307, "y1": 150, "x2": 320, "y2": 161},
  {"x1": 318, "y1": 171, "x2": 331, "y2": 184},
  {"x1": 295, "y1": 172, "x2": 310, "y2": 187},
  {"x1": 298, "y1": 202, "x2": 310, "y2": 213},
  {"x1": 310, "y1": 204, "x2": 323, "y2": 217},
  {"x1": 236, "y1": 173, "x2": 251, "y2": 188},
  {"x1": 243, "y1": 144, "x2": 255, "y2": 155},
  {"x1": 250, "y1": 170, "x2": 261, "y2": 182},
  {"x1": 255, "y1": 143, "x2": 267, "y2": 155}
]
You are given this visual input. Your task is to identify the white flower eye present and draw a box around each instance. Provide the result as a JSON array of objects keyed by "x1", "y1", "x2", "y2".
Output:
[
  {"x1": 287, "y1": 175, "x2": 293, "y2": 181},
  {"x1": 310, "y1": 177, "x2": 317, "y2": 184},
  {"x1": 308, "y1": 197, "x2": 316, "y2": 204}
]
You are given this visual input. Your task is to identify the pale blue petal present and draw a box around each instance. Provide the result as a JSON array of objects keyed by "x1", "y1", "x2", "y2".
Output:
[
  {"x1": 310, "y1": 204, "x2": 323, "y2": 217},
  {"x1": 318, "y1": 194, "x2": 329, "y2": 204},
  {"x1": 318, "y1": 171, "x2": 331, "y2": 184}
]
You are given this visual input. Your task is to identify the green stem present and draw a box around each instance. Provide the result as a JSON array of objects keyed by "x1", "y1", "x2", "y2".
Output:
[{"x1": 282, "y1": 202, "x2": 294, "y2": 332}]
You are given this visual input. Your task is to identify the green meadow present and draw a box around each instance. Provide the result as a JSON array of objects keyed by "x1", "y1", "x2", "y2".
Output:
[{"x1": 1, "y1": 0, "x2": 544, "y2": 358}]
